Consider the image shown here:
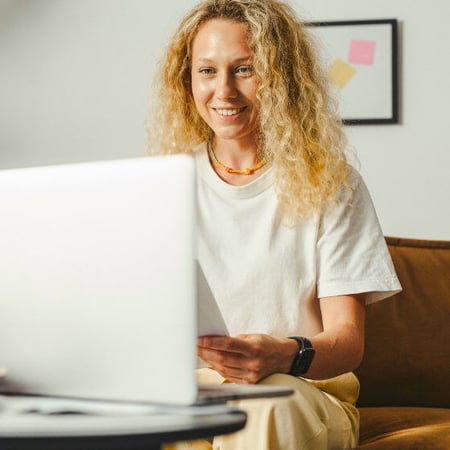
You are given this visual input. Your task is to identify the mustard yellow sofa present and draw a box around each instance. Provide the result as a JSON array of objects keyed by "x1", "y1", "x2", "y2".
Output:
[{"x1": 355, "y1": 237, "x2": 450, "y2": 449}]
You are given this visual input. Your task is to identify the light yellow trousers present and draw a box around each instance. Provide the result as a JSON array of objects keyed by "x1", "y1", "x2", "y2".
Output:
[{"x1": 164, "y1": 369, "x2": 360, "y2": 450}]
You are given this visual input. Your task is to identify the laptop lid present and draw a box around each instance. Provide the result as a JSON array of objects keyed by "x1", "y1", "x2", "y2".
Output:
[{"x1": 0, "y1": 155, "x2": 199, "y2": 405}]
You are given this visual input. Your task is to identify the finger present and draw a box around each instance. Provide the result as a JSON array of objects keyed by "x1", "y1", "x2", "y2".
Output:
[
  {"x1": 220, "y1": 366, "x2": 260, "y2": 384},
  {"x1": 198, "y1": 347, "x2": 266, "y2": 384},
  {"x1": 198, "y1": 336, "x2": 253, "y2": 355},
  {"x1": 224, "y1": 374, "x2": 252, "y2": 384},
  {"x1": 203, "y1": 359, "x2": 254, "y2": 384},
  {"x1": 198, "y1": 347, "x2": 244, "y2": 371},
  {"x1": 211, "y1": 364, "x2": 260, "y2": 385}
]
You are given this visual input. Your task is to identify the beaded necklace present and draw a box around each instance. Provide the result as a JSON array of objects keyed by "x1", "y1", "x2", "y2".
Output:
[{"x1": 207, "y1": 139, "x2": 267, "y2": 175}]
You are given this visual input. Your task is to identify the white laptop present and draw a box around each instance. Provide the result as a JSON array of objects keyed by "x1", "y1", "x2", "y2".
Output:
[{"x1": 0, "y1": 155, "x2": 292, "y2": 408}]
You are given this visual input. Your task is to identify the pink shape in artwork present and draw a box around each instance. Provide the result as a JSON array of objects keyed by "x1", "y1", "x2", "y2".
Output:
[{"x1": 348, "y1": 40, "x2": 376, "y2": 65}]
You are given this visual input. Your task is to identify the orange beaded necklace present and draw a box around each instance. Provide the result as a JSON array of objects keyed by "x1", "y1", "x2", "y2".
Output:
[{"x1": 208, "y1": 139, "x2": 267, "y2": 175}]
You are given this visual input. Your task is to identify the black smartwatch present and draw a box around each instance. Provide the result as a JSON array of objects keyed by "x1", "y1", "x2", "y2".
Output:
[{"x1": 288, "y1": 336, "x2": 315, "y2": 376}]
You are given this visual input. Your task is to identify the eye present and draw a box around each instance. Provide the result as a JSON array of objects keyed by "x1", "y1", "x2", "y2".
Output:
[
  {"x1": 236, "y1": 65, "x2": 253, "y2": 76},
  {"x1": 198, "y1": 67, "x2": 215, "y2": 76}
]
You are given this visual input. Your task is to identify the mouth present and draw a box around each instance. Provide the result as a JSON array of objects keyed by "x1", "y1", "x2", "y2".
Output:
[{"x1": 214, "y1": 107, "x2": 247, "y2": 117}]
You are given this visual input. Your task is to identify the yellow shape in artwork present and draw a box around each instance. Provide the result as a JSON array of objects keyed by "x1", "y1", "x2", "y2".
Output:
[{"x1": 328, "y1": 58, "x2": 356, "y2": 89}]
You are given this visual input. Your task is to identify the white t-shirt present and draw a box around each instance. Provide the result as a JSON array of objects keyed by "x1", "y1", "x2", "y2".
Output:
[{"x1": 195, "y1": 143, "x2": 401, "y2": 338}]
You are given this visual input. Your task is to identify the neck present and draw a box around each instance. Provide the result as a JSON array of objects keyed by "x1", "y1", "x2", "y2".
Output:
[
  {"x1": 210, "y1": 137, "x2": 262, "y2": 170},
  {"x1": 208, "y1": 138, "x2": 266, "y2": 175},
  {"x1": 207, "y1": 138, "x2": 269, "y2": 186}
]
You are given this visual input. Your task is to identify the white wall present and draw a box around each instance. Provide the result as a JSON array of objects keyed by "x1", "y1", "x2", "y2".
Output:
[
  {"x1": 1, "y1": 0, "x2": 449, "y2": 240},
  {"x1": 0, "y1": 0, "x2": 195, "y2": 166},
  {"x1": 299, "y1": 1, "x2": 450, "y2": 241}
]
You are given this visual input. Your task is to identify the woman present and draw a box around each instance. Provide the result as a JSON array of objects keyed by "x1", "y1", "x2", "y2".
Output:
[{"x1": 148, "y1": 0, "x2": 401, "y2": 448}]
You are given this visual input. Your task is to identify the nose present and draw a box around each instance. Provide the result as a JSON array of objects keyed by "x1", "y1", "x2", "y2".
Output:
[{"x1": 216, "y1": 71, "x2": 238, "y2": 100}]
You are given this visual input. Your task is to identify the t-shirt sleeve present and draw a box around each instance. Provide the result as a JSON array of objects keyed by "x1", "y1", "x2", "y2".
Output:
[{"x1": 316, "y1": 167, "x2": 401, "y2": 304}]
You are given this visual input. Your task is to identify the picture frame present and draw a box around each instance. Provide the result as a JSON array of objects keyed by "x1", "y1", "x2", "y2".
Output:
[{"x1": 308, "y1": 19, "x2": 398, "y2": 125}]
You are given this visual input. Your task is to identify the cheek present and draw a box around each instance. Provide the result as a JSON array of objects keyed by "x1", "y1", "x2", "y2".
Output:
[
  {"x1": 247, "y1": 83, "x2": 259, "y2": 106},
  {"x1": 191, "y1": 90, "x2": 206, "y2": 116},
  {"x1": 191, "y1": 78, "x2": 212, "y2": 104},
  {"x1": 191, "y1": 85, "x2": 210, "y2": 124}
]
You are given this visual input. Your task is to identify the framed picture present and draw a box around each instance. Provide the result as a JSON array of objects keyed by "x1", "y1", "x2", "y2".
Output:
[{"x1": 308, "y1": 19, "x2": 398, "y2": 125}]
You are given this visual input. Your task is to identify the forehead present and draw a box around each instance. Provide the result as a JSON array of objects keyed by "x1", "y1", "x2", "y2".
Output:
[{"x1": 192, "y1": 19, "x2": 251, "y2": 59}]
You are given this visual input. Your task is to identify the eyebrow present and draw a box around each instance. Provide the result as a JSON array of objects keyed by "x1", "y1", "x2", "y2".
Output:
[{"x1": 193, "y1": 57, "x2": 252, "y2": 64}]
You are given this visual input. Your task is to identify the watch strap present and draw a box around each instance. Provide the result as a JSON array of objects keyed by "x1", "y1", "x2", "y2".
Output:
[{"x1": 288, "y1": 336, "x2": 315, "y2": 376}]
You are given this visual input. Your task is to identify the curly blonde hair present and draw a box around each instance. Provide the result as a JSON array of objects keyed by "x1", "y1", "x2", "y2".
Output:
[{"x1": 147, "y1": 0, "x2": 352, "y2": 219}]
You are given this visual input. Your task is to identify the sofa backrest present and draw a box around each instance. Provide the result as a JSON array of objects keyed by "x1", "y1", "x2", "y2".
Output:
[{"x1": 355, "y1": 237, "x2": 450, "y2": 408}]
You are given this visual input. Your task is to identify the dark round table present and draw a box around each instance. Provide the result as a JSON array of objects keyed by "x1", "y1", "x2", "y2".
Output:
[{"x1": 0, "y1": 408, "x2": 247, "y2": 450}]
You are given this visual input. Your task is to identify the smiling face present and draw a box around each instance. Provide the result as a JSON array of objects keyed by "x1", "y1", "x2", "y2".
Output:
[{"x1": 190, "y1": 19, "x2": 259, "y2": 147}]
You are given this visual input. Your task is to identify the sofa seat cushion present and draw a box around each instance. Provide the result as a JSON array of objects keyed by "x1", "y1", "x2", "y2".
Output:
[{"x1": 358, "y1": 406, "x2": 450, "y2": 449}]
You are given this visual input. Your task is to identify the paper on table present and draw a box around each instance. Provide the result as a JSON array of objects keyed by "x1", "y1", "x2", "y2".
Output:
[{"x1": 196, "y1": 262, "x2": 229, "y2": 337}]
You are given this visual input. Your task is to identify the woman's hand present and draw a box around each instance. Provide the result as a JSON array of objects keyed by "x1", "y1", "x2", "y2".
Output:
[{"x1": 197, "y1": 334, "x2": 298, "y2": 384}]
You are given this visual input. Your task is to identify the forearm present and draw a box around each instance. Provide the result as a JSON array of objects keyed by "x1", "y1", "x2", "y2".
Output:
[
  {"x1": 197, "y1": 295, "x2": 365, "y2": 384},
  {"x1": 282, "y1": 294, "x2": 366, "y2": 380},
  {"x1": 305, "y1": 323, "x2": 365, "y2": 379}
]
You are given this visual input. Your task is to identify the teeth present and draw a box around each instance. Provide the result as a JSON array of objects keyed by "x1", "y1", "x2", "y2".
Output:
[{"x1": 216, "y1": 108, "x2": 245, "y2": 116}]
